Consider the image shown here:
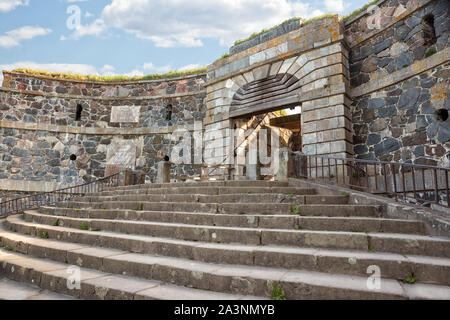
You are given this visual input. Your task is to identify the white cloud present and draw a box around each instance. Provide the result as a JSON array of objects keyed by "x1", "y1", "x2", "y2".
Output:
[
  {"x1": 0, "y1": 26, "x2": 52, "y2": 48},
  {"x1": 143, "y1": 62, "x2": 172, "y2": 73},
  {"x1": 123, "y1": 69, "x2": 144, "y2": 77},
  {"x1": 84, "y1": 11, "x2": 93, "y2": 18},
  {"x1": 0, "y1": 0, "x2": 29, "y2": 12},
  {"x1": 178, "y1": 64, "x2": 203, "y2": 71},
  {"x1": 70, "y1": 18, "x2": 106, "y2": 39},
  {"x1": 68, "y1": 0, "x2": 325, "y2": 47},
  {"x1": 324, "y1": 0, "x2": 344, "y2": 13},
  {"x1": 101, "y1": 64, "x2": 115, "y2": 73}
]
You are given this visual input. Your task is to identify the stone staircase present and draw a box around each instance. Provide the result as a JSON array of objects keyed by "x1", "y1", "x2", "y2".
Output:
[{"x1": 1, "y1": 180, "x2": 449, "y2": 300}]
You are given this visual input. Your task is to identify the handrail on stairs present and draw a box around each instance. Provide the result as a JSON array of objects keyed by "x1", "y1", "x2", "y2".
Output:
[
  {"x1": 0, "y1": 171, "x2": 122, "y2": 218},
  {"x1": 292, "y1": 153, "x2": 450, "y2": 209}
]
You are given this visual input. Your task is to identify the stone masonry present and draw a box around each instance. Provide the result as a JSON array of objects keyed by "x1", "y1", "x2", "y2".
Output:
[{"x1": 0, "y1": 0, "x2": 449, "y2": 198}]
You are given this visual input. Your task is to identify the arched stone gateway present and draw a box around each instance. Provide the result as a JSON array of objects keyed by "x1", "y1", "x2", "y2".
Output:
[{"x1": 204, "y1": 16, "x2": 353, "y2": 178}]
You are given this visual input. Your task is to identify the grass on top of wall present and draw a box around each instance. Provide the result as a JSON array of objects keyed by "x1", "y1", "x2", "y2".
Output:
[
  {"x1": 11, "y1": 67, "x2": 207, "y2": 82},
  {"x1": 214, "y1": 14, "x2": 337, "y2": 64},
  {"x1": 343, "y1": 0, "x2": 381, "y2": 22},
  {"x1": 232, "y1": 17, "x2": 302, "y2": 47}
]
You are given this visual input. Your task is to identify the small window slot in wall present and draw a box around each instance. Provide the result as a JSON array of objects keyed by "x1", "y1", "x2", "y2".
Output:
[
  {"x1": 166, "y1": 104, "x2": 173, "y2": 121},
  {"x1": 435, "y1": 109, "x2": 449, "y2": 122},
  {"x1": 422, "y1": 14, "x2": 436, "y2": 47},
  {"x1": 75, "y1": 104, "x2": 83, "y2": 121}
]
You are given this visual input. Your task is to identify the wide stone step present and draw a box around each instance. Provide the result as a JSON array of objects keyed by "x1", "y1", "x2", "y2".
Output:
[
  {"x1": 38, "y1": 206, "x2": 425, "y2": 235},
  {"x1": 0, "y1": 249, "x2": 258, "y2": 300},
  {"x1": 106, "y1": 180, "x2": 290, "y2": 192},
  {"x1": 56, "y1": 201, "x2": 381, "y2": 216},
  {"x1": 2, "y1": 223, "x2": 449, "y2": 286},
  {"x1": 8, "y1": 214, "x2": 450, "y2": 258},
  {"x1": 0, "y1": 277, "x2": 77, "y2": 300},
  {"x1": 93, "y1": 186, "x2": 315, "y2": 197},
  {"x1": 76, "y1": 194, "x2": 348, "y2": 205}
]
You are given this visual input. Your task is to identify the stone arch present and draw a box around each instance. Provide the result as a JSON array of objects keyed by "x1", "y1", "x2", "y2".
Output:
[{"x1": 230, "y1": 72, "x2": 301, "y2": 116}]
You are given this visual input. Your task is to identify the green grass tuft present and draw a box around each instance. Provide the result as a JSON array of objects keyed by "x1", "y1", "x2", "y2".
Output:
[
  {"x1": 403, "y1": 272, "x2": 416, "y2": 284},
  {"x1": 214, "y1": 53, "x2": 230, "y2": 63},
  {"x1": 79, "y1": 222, "x2": 89, "y2": 230},
  {"x1": 425, "y1": 48, "x2": 436, "y2": 58},
  {"x1": 302, "y1": 14, "x2": 336, "y2": 26},
  {"x1": 233, "y1": 17, "x2": 302, "y2": 47},
  {"x1": 40, "y1": 231, "x2": 49, "y2": 239},
  {"x1": 11, "y1": 67, "x2": 207, "y2": 83},
  {"x1": 269, "y1": 281, "x2": 286, "y2": 300},
  {"x1": 343, "y1": 0, "x2": 380, "y2": 22},
  {"x1": 91, "y1": 228, "x2": 101, "y2": 232},
  {"x1": 134, "y1": 202, "x2": 144, "y2": 211},
  {"x1": 52, "y1": 219, "x2": 59, "y2": 227},
  {"x1": 290, "y1": 205, "x2": 301, "y2": 215}
]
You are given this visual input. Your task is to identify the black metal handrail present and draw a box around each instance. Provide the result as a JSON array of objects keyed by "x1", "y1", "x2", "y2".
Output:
[
  {"x1": 293, "y1": 153, "x2": 450, "y2": 208},
  {"x1": 0, "y1": 171, "x2": 122, "y2": 217}
]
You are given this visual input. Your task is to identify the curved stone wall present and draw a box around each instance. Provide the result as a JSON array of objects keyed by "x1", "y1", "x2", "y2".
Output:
[{"x1": 0, "y1": 73, "x2": 207, "y2": 198}]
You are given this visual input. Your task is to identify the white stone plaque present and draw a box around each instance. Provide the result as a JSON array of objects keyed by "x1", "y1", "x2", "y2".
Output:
[
  {"x1": 106, "y1": 140, "x2": 137, "y2": 169},
  {"x1": 110, "y1": 105, "x2": 141, "y2": 123}
]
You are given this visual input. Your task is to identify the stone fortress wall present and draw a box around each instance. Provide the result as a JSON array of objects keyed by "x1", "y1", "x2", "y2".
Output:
[
  {"x1": 0, "y1": 72, "x2": 207, "y2": 200},
  {"x1": 347, "y1": 0, "x2": 449, "y2": 167},
  {"x1": 0, "y1": 0, "x2": 449, "y2": 200}
]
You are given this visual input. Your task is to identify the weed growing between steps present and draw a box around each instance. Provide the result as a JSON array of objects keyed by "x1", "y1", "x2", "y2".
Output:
[
  {"x1": 269, "y1": 281, "x2": 286, "y2": 300},
  {"x1": 40, "y1": 231, "x2": 49, "y2": 239},
  {"x1": 295, "y1": 225, "x2": 302, "y2": 230},
  {"x1": 79, "y1": 222, "x2": 89, "y2": 230},
  {"x1": 403, "y1": 272, "x2": 416, "y2": 284},
  {"x1": 134, "y1": 202, "x2": 144, "y2": 211},
  {"x1": 52, "y1": 219, "x2": 59, "y2": 227},
  {"x1": 290, "y1": 205, "x2": 301, "y2": 215}
]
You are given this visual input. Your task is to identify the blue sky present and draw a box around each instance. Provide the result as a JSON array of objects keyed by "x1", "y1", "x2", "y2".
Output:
[{"x1": 0, "y1": 0, "x2": 368, "y2": 79}]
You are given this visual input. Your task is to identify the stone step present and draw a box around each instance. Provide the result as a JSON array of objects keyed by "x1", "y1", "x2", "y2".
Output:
[
  {"x1": 37, "y1": 206, "x2": 426, "y2": 235},
  {"x1": 93, "y1": 186, "x2": 316, "y2": 197},
  {"x1": 56, "y1": 201, "x2": 381, "y2": 216},
  {"x1": 2, "y1": 223, "x2": 449, "y2": 286},
  {"x1": 0, "y1": 230, "x2": 450, "y2": 299},
  {"x1": 0, "y1": 277, "x2": 77, "y2": 300},
  {"x1": 0, "y1": 249, "x2": 259, "y2": 300},
  {"x1": 75, "y1": 194, "x2": 348, "y2": 205},
  {"x1": 106, "y1": 180, "x2": 290, "y2": 192},
  {"x1": 9, "y1": 214, "x2": 450, "y2": 258}
]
